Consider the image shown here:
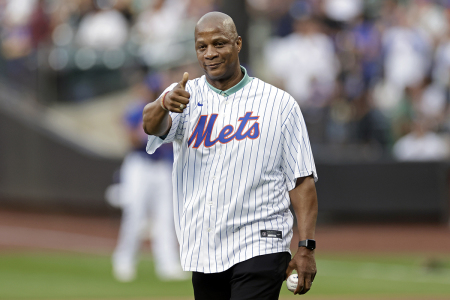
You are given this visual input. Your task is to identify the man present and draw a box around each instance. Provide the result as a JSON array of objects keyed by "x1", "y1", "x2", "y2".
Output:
[{"x1": 143, "y1": 12, "x2": 318, "y2": 299}]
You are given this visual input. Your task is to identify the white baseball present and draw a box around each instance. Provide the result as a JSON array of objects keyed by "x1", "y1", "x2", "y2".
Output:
[{"x1": 286, "y1": 273, "x2": 298, "y2": 293}]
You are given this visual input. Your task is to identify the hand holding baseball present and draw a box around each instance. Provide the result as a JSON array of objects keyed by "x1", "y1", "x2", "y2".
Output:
[
  {"x1": 285, "y1": 248, "x2": 317, "y2": 295},
  {"x1": 162, "y1": 72, "x2": 190, "y2": 113}
]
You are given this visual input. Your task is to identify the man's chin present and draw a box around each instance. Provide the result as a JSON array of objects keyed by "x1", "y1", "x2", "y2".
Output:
[{"x1": 204, "y1": 69, "x2": 226, "y2": 80}]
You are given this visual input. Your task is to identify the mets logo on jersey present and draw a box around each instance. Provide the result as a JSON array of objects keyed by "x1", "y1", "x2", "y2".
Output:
[{"x1": 188, "y1": 112, "x2": 260, "y2": 148}]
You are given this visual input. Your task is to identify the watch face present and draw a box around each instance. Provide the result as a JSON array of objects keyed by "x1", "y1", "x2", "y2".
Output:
[
  {"x1": 299, "y1": 239, "x2": 316, "y2": 250},
  {"x1": 307, "y1": 240, "x2": 316, "y2": 250}
]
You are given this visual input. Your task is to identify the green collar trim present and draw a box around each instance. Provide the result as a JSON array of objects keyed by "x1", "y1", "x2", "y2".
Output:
[{"x1": 206, "y1": 66, "x2": 252, "y2": 97}]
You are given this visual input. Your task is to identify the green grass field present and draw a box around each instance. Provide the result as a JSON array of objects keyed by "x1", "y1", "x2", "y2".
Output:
[{"x1": 0, "y1": 252, "x2": 449, "y2": 299}]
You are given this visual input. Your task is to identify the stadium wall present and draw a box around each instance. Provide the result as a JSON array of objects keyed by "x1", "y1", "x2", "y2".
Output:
[
  {"x1": 0, "y1": 108, "x2": 121, "y2": 214},
  {"x1": 315, "y1": 162, "x2": 450, "y2": 223}
]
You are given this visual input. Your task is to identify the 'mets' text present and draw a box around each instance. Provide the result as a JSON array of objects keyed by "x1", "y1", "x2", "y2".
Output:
[{"x1": 188, "y1": 112, "x2": 260, "y2": 148}]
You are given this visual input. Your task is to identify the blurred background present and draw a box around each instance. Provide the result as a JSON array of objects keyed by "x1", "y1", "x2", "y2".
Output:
[{"x1": 0, "y1": 0, "x2": 450, "y2": 299}]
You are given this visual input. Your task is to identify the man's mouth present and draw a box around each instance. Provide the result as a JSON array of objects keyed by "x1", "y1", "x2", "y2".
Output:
[{"x1": 206, "y1": 62, "x2": 222, "y2": 68}]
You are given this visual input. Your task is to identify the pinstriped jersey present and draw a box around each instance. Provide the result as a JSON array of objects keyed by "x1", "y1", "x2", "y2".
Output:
[{"x1": 147, "y1": 72, "x2": 317, "y2": 273}]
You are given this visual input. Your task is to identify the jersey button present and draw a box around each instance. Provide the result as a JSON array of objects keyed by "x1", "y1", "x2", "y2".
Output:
[
  {"x1": 212, "y1": 176, "x2": 216, "y2": 180},
  {"x1": 207, "y1": 201, "x2": 213, "y2": 206},
  {"x1": 207, "y1": 228, "x2": 212, "y2": 232}
]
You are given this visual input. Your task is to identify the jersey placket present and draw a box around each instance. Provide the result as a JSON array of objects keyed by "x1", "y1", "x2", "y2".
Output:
[{"x1": 200, "y1": 94, "x2": 221, "y2": 271}]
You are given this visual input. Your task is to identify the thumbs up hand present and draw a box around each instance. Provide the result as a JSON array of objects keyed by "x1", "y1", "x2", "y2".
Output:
[{"x1": 161, "y1": 72, "x2": 190, "y2": 113}]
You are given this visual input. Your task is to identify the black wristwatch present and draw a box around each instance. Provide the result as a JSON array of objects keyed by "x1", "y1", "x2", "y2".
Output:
[{"x1": 298, "y1": 239, "x2": 316, "y2": 250}]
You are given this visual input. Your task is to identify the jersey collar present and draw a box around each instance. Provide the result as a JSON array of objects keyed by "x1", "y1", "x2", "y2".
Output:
[{"x1": 206, "y1": 66, "x2": 252, "y2": 97}]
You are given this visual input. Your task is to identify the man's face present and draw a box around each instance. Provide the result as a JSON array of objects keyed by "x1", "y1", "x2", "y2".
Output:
[{"x1": 195, "y1": 24, "x2": 241, "y2": 81}]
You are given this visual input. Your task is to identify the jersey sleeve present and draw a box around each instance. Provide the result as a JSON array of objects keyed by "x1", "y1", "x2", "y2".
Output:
[
  {"x1": 280, "y1": 98, "x2": 318, "y2": 191},
  {"x1": 146, "y1": 82, "x2": 191, "y2": 154}
]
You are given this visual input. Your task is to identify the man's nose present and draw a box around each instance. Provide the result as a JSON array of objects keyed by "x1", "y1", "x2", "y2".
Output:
[{"x1": 204, "y1": 45, "x2": 218, "y2": 59}]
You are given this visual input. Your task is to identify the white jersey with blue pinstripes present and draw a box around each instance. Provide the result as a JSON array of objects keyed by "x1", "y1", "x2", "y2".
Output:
[{"x1": 147, "y1": 73, "x2": 317, "y2": 274}]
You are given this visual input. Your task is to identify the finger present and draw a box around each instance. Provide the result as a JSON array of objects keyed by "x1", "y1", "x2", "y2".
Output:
[
  {"x1": 170, "y1": 95, "x2": 190, "y2": 105},
  {"x1": 295, "y1": 274, "x2": 305, "y2": 295},
  {"x1": 172, "y1": 89, "x2": 190, "y2": 98},
  {"x1": 169, "y1": 106, "x2": 184, "y2": 114},
  {"x1": 301, "y1": 275, "x2": 313, "y2": 295},
  {"x1": 165, "y1": 91, "x2": 189, "y2": 105},
  {"x1": 285, "y1": 261, "x2": 295, "y2": 280},
  {"x1": 179, "y1": 72, "x2": 189, "y2": 90},
  {"x1": 167, "y1": 100, "x2": 188, "y2": 112}
]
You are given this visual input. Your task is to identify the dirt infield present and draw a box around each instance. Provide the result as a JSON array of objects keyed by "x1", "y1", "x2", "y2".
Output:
[{"x1": 1, "y1": 209, "x2": 449, "y2": 254}]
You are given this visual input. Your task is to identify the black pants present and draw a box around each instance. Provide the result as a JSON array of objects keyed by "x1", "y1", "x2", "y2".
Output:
[{"x1": 192, "y1": 252, "x2": 291, "y2": 300}]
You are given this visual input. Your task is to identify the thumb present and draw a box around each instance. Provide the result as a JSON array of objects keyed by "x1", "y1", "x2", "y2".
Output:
[{"x1": 180, "y1": 72, "x2": 189, "y2": 90}]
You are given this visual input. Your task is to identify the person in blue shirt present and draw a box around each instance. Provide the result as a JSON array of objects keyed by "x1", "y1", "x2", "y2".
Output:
[{"x1": 111, "y1": 73, "x2": 187, "y2": 282}]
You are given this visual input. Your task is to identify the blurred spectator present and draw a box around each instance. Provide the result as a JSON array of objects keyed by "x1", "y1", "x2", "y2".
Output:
[
  {"x1": 372, "y1": 78, "x2": 405, "y2": 138},
  {"x1": 354, "y1": 89, "x2": 390, "y2": 147},
  {"x1": 393, "y1": 118, "x2": 450, "y2": 161},
  {"x1": 185, "y1": 0, "x2": 216, "y2": 20},
  {"x1": 0, "y1": 0, "x2": 36, "y2": 59},
  {"x1": 349, "y1": 15, "x2": 383, "y2": 87},
  {"x1": 323, "y1": 0, "x2": 363, "y2": 23},
  {"x1": 28, "y1": 0, "x2": 51, "y2": 49},
  {"x1": 265, "y1": 16, "x2": 338, "y2": 107},
  {"x1": 390, "y1": 84, "x2": 420, "y2": 142},
  {"x1": 433, "y1": 31, "x2": 450, "y2": 86},
  {"x1": 2, "y1": 0, "x2": 36, "y2": 25},
  {"x1": 381, "y1": 6, "x2": 432, "y2": 92},
  {"x1": 75, "y1": 0, "x2": 129, "y2": 50},
  {"x1": 132, "y1": 0, "x2": 190, "y2": 66},
  {"x1": 410, "y1": 0, "x2": 448, "y2": 44},
  {"x1": 418, "y1": 77, "x2": 447, "y2": 122},
  {"x1": 133, "y1": 0, "x2": 186, "y2": 42}
]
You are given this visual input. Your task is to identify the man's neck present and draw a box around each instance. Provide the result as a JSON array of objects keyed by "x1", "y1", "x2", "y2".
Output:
[{"x1": 206, "y1": 66, "x2": 244, "y2": 91}]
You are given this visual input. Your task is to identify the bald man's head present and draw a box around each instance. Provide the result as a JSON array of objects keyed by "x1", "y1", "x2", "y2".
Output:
[
  {"x1": 195, "y1": 12, "x2": 238, "y2": 41},
  {"x1": 194, "y1": 12, "x2": 242, "y2": 84}
]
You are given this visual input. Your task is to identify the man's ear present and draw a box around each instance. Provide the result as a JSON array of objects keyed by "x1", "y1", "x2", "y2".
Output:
[{"x1": 236, "y1": 36, "x2": 242, "y2": 53}]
